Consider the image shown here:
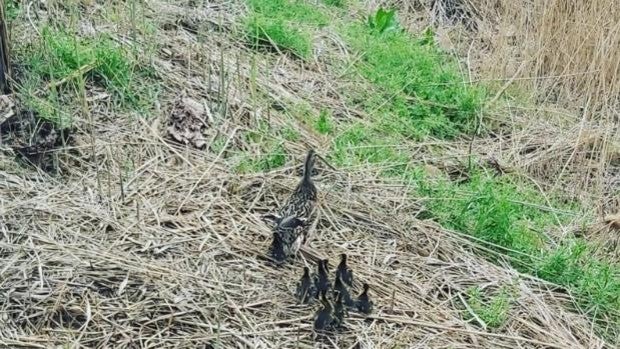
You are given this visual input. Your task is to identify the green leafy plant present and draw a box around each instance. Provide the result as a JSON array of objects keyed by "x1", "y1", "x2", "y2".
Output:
[
  {"x1": 315, "y1": 109, "x2": 333, "y2": 134},
  {"x1": 367, "y1": 8, "x2": 400, "y2": 34}
]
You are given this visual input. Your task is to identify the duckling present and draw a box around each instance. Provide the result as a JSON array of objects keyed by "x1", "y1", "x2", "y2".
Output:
[
  {"x1": 335, "y1": 253, "x2": 353, "y2": 287},
  {"x1": 356, "y1": 283, "x2": 374, "y2": 314},
  {"x1": 268, "y1": 216, "x2": 306, "y2": 264},
  {"x1": 331, "y1": 291, "x2": 347, "y2": 329},
  {"x1": 269, "y1": 232, "x2": 286, "y2": 264},
  {"x1": 295, "y1": 266, "x2": 316, "y2": 304},
  {"x1": 313, "y1": 290, "x2": 333, "y2": 332},
  {"x1": 333, "y1": 274, "x2": 354, "y2": 307},
  {"x1": 315, "y1": 259, "x2": 331, "y2": 298}
]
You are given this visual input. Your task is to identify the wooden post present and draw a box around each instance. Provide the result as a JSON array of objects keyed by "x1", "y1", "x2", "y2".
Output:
[{"x1": 0, "y1": 0, "x2": 11, "y2": 94}]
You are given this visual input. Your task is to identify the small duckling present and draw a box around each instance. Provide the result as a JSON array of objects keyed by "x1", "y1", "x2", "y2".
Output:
[
  {"x1": 295, "y1": 266, "x2": 316, "y2": 304},
  {"x1": 315, "y1": 259, "x2": 331, "y2": 298},
  {"x1": 269, "y1": 232, "x2": 286, "y2": 263},
  {"x1": 334, "y1": 274, "x2": 354, "y2": 307},
  {"x1": 331, "y1": 291, "x2": 347, "y2": 329},
  {"x1": 356, "y1": 283, "x2": 374, "y2": 314},
  {"x1": 335, "y1": 253, "x2": 353, "y2": 287},
  {"x1": 313, "y1": 290, "x2": 333, "y2": 332},
  {"x1": 268, "y1": 216, "x2": 306, "y2": 264}
]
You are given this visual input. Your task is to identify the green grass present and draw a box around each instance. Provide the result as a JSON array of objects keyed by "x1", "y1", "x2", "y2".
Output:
[
  {"x1": 343, "y1": 24, "x2": 485, "y2": 139},
  {"x1": 465, "y1": 286, "x2": 513, "y2": 328},
  {"x1": 248, "y1": 0, "x2": 328, "y2": 25},
  {"x1": 315, "y1": 109, "x2": 333, "y2": 134},
  {"x1": 234, "y1": 119, "x2": 301, "y2": 173},
  {"x1": 330, "y1": 123, "x2": 408, "y2": 169},
  {"x1": 245, "y1": 0, "x2": 328, "y2": 59},
  {"x1": 413, "y1": 170, "x2": 619, "y2": 334},
  {"x1": 246, "y1": 15, "x2": 312, "y2": 58},
  {"x1": 535, "y1": 242, "x2": 619, "y2": 325},
  {"x1": 6, "y1": 0, "x2": 21, "y2": 21},
  {"x1": 18, "y1": 27, "x2": 157, "y2": 126},
  {"x1": 281, "y1": 125, "x2": 301, "y2": 141},
  {"x1": 236, "y1": 143, "x2": 288, "y2": 173},
  {"x1": 235, "y1": 4, "x2": 617, "y2": 337},
  {"x1": 416, "y1": 173, "x2": 554, "y2": 259},
  {"x1": 323, "y1": 0, "x2": 346, "y2": 7}
]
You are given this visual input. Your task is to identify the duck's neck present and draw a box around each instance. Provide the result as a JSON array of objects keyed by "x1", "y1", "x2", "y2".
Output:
[{"x1": 302, "y1": 149, "x2": 315, "y2": 185}]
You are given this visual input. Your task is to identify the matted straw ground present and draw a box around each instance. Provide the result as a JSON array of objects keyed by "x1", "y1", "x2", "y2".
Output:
[
  {"x1": 0, "y1": 140, "x2": 611, "y2": 348},
  {"x1": 0, "y1": 0, "x2": 617, "y2": 348}
]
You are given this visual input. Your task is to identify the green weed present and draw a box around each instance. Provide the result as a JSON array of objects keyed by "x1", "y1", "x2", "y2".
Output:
[
  {"x1": 245, "y1": 0, "x2": 328, "y2": 59},
  {"x1": 237, "y1": 144, "x2": 288, "y2": 173},
  {"x1": 465, "y1": 286, "x2": 512, "y2": 328},
  {"x1": 536, "y1": 241, "x2": 620, "y2": 323},
  {"x1": 330, "y1": 124, "x2": 408, "y2": 169},
  {"x1": 343, "y1": 17, "x2": 485, "y2": 139},
  {"x1": 281, "y1": 126, "x2": 301, "y2": 141},
  {"x1": 315, "y1": 109, "x2": 333, "y2": 134},
  {"x1": 246, "y1": 15, "x2": 312, "y2": 58},
  {"x1": 323, "y1": 0, "x2": 346, "y2": 7},
  {"x1": 418, "y1": 173, "x2": 548, "y2": 259},
  {"x1": 18, "y1": 28, "x2": 157, "y2": 125},
  {"x1": 248, "y1": 0, "x2": 328, "y2": 26},
  {"x1": 367, "y1": 7, "x2": 400, "y2": 34},
  {"x1": 5, "y1": 0, "x2": 21, "y2": 21},
  {"x1": 414, "y1": 170, "x2": 618, "y2": 335}
]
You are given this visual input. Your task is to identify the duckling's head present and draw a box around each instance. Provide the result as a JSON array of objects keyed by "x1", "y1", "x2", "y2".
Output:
[
  {"x1": 270, "y1": 232, "x2": 286, "y2": 263},
  {"x1": 362, "y1": 283, "x2": 370, "y2": 294},
  {"x1": 321, "y1": 259, "x2": 329, "y2": 271}
]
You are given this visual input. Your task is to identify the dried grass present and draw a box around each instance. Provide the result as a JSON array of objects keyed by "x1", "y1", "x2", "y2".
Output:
[
  {"x1": 402, "y1": 0, "x2": 620, "y2": 117},
  {"x1": 1, "y1": 139, "x2": 612, "y2": 348},
  {"x1": 0, "y1": 0, "x2": 616, "y2": 348},
  {"x1": 383, "y1": 0, "x2": 619, "y2": 219}
]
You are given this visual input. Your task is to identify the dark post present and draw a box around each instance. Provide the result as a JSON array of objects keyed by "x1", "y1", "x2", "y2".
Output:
[{"x1": 0, "y1": 0, "x2": 11, "y2": 94}]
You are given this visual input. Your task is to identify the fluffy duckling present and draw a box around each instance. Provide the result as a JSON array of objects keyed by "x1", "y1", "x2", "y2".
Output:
[
  {"x1": 335, "y1": 253, "x2": 353, "y2": 287},
  {"x1": 313, "y1": 290, "x2": 333, "y2": 332},
  {"x1": 314, "y1": 259, "x2": 331, "y2": 298},
  {"x1": 295, "y1": 266, "x2": 316, "y2": 304},
  {"x1": 268, "y1": 216, "x2": 305, "y2": 264},
  {"x1": 334, "y1": 274, "x2": 354, "y2": 307},
  {"x1": 269, "y1": 232, "x2": 286, "y2": 263},
  {"x1": 331, "y1": 291, "x2": 347, "y2": 329},
  {"x1": 356, "y1": 283, "x2": 374, "y2": 314}
]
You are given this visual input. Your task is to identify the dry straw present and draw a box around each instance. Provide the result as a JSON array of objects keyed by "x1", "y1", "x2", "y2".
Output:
[{"x1": 0, "y1": 0, "x2": 616, "y2": 348}]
